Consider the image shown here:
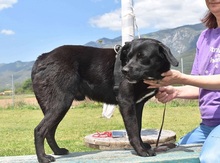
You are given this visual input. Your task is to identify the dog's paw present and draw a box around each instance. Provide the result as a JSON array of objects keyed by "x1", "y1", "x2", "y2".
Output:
[
  {"x1": 147, "y1": 148, "x2": 156, "y2": 156},
  {"x1": 54, "y1": 148, "x2": 69, "y2": 155},
  {"x1": 136, "y1": 148, "x2": 156, "y2": 157},
  {"x1": 134, "y1": 143, "x2": 156, "y2": 157},
  {"x1": 143, "y1": 143, "x2": 156, "y2": 156},
  {"x1": 38, "y1": 154, "x2": 55, "y2": 163},
  {"x1": 154, "y1": 143, "x2": 177, "y2": 152}
]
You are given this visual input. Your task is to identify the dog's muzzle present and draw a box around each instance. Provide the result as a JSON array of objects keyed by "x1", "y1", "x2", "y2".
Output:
[{"x1": 121, "y1": 67, "x2": 138, "y2": 83}]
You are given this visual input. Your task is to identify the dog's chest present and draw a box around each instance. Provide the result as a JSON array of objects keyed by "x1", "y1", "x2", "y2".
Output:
[{"x1": 136, "y1": 89, "x2": 157, "y2": 103}]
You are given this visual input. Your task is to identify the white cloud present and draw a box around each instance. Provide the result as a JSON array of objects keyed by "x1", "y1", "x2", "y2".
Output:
[
  {"x1": 1, "y1": 29, "x2": 15, "y2": 35},
  {"x1": 0, "y1": 0, "x2": 17, "y2": 11},
  {"x1": 90, "y1": 9, "x2": 121, "y2": 31},
  {"x1": 89, "y1": 0, "x2": 207, "y2": 31}
]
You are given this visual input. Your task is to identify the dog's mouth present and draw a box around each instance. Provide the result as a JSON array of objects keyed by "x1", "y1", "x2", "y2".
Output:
[
  {"x1": 144, "y1": 76, "x2": 155, "y2": 80},
  {"x1": 127, "y1": 80, "x2": 137, "y2": 84},
  {"x1": 126, "y1": 76, "x2": 156, "y2": 84},
  {"x1": 144, "y1": 73, "x2": 164, "y2": 80},
  {"x1": 123, "y1": 75, "x2": 138, "y2": 83}
]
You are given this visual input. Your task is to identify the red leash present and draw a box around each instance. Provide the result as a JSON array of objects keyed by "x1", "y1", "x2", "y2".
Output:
[{"x1": 92, "y1": 131, "x2": 112, "y2": 138}]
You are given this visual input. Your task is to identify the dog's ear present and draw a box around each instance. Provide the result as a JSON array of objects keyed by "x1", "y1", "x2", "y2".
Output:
[
  {"x1": 120, "y1": 41, "x2": 131, "y2": 66},
  {"x1": 113, "y1": 42, "x2": 131, "y2": 94},
  {"x1": 159, "y1": 43, "x2": 179, "y2": 67}
]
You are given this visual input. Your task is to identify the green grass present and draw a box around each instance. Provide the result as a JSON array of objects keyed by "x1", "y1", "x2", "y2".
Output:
[
  {"x1": 0, "y1": 94, "x2": 35, "y2": 99},
  {"x1": 0, "y1": 99, "x2": 201, "y2": 156}
]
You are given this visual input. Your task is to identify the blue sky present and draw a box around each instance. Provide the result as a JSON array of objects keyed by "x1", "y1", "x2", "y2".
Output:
[{"x1": 0, "y1": 0, "x2": 207, "y2": 63}]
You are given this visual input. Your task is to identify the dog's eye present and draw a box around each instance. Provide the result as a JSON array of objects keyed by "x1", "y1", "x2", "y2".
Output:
[{"x1": 137, "y1": 52, "x2": 143, "y2": 58}]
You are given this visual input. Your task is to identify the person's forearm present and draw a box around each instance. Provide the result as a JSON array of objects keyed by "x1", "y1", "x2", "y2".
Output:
[
  {"x1": 175, "y1": 85, "x2": 199, "y2": 99},
  {"x1": 180, "y1": 74, "x2": 220, "y2": 90}
]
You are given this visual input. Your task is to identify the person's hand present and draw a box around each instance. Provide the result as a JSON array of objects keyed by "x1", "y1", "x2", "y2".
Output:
[
  {"x1": 155, "y1": 86, "x2": 177, "y2": 103},
  {"x1": 144, "y1": 70, "x2": 183, "y2": 88},
  {"x1": 160, "y1": 69, "x2": 183, "y2": 85}
]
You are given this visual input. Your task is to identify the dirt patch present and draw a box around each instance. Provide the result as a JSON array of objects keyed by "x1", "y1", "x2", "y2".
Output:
[
  {"x1": 0, "y1": 97, "x2": 84, "y2": 108},
  {"x1": 0, "y1": 97, "x2": 38, "y2": 107}
]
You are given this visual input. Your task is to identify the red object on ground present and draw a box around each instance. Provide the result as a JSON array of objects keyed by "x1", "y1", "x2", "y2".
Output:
[{"x1": 92, "y1": 131, "x2": 112, "y2": 138}]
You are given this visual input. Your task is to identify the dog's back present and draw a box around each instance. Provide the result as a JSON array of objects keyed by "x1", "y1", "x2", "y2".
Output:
[{"x1": 32, "y1": 45, "x2": 118, "y2": 114}]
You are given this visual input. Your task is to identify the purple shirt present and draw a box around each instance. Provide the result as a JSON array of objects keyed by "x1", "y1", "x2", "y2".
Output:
[{"x1": 191, "y1": 28, "x2": 220, "y2": 126}]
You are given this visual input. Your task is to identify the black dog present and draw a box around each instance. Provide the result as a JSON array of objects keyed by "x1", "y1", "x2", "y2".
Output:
[{"x1": 32, "y1": 38, "x2": 178, "y2": 163}]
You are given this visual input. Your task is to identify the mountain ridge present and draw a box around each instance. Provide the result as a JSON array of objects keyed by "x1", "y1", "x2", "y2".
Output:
[{"x1": 0, "y1": 23, "x2": 206, "y2": 90}]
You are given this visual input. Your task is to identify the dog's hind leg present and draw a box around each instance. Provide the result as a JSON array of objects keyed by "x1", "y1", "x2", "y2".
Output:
[
  {"x1": 35, "y1": 114, "x2": 56, "y2": 163},
  {"x1": 46, "y1": 112, "x2": 70, "y2": 155},
  {"x1": 34, "y1": 94, "x2": 73, "y2": 163}
]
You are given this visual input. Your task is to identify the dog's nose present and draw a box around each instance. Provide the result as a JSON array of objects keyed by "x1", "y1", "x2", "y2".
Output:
[{"x1": 122, "y1": 67, "x2": 129, "y2": 75}]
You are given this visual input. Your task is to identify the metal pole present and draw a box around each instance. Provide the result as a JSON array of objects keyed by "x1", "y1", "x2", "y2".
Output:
[
  {"x1": 121, "y1": 0, "x2": 135, "y2": 45},
  {"x1": 181, "y1": 58, "x2": 184, "y2": 73},
  {"x1": 11, "y1": 74, "x2": 15, "y2": 108}
]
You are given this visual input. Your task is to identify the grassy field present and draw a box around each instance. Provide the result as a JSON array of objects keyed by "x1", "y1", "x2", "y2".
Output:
[{"x1": 0, "y1": 97, "x2": 201, "y2": 156}]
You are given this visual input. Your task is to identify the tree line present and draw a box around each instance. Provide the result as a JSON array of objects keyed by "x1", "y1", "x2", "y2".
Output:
[{"x1": 15, "y1": 78, "x2": 33, "y2": 94}]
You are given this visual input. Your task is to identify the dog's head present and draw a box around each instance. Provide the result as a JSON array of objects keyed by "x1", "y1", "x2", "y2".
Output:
[{"x1": 120, "y1": 38, "x2": 179, "y2": 83}]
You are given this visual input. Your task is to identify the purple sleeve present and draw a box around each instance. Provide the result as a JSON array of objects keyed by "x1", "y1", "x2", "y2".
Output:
[
  {"x1": 190, "y1": 30, "x2": 207, "y2": 75},
  {"x1": 191, "y1": 47, "x2": 199, "y2": 75}
]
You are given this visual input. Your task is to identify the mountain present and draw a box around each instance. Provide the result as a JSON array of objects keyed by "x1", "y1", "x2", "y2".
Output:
[
  {"x1": 0, "y1": 61, "x2": 34, "y2": 90},
  {"x1": 86, "y1": 23, "x2": 204, "y2": 55},
  {"x1": 85, "y1": 23, "x2": 205, "y2": 74},
  {"x1": 0, "y1": 23, "x2": 206, "y2": 90}
]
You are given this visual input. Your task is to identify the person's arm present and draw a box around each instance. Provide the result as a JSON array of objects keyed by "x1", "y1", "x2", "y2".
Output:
[
  {"x1": 155, "y1": 85, "x2": 199, "y2": 103},
  {"x1": 174, "y1": 73, "x2": 220, "y2": 90},
  {"x1": 174, "y1": 85, "x2": 199, "y2": 99},
  {"x1": 144, "y1": 70, "x2": 220, "y2": 90}
]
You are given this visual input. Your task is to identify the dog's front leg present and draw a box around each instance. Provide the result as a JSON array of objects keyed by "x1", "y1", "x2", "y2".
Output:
[
  {"x1": 135, "y1": 102, "x2": 154, "y2": 151},
  {"x1": 117, "y1": 80, "x2": 155, "y2": 157},
  {"x1": 135, "y1": 102, "x2": 144, "y2": 133}
]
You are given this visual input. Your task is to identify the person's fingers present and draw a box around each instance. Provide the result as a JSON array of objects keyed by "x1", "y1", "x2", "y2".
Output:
[
  {"x1": 144, "y1": 80, "x2": 162, "y2": 88},
  {"x1": 161, "y1": 70, "x2": 172, "y2": 77},
  {"x1": 144, "y1": 80, "x2": 160, "y2": 84},
  {"x1": 158, "y1": 86, "x2": 167, "y2": 91},
  {"x1": 155, "y1": 92, "x2": 168, "y2": 103}
]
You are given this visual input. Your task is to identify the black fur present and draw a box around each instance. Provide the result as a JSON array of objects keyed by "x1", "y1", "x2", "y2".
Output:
[{"x1": 32, "y1": 38, "x2": 178, "y2": 163}]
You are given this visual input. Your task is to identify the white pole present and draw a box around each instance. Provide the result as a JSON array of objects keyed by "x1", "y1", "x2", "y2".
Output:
[
  {"x1": 121, "y1": 0, "x2": 135, "y2": 45},
  {"x1": 11, "y1": 74, "x2": 15, "y2": 108},
  {"x1": 102, "y1": 0, "x2": 135, "y2": 118},
  {"x1": 181, "y1": 58, "x2": 184, "y2": 73}
]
